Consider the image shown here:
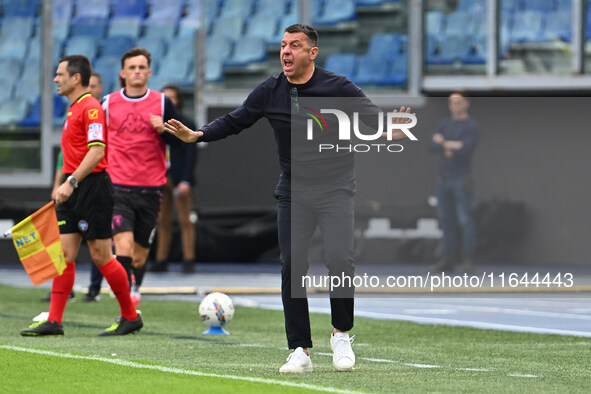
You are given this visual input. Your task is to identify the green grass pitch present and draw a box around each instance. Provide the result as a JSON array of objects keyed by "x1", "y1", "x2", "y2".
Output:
[{"x1": 1, "y1": 284, "x2": 591, "y2": 393}]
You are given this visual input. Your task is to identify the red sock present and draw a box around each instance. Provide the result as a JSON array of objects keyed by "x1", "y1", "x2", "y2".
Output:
[
  {"x1": 99, "y1": 257, "x2": 138, "y2": 321},
  {"x1": 48, "y1": 262, "x2": 76, "y2": 324}
]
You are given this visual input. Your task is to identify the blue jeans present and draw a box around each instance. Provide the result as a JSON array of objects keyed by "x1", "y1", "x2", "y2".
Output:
[{"x1": 436, "y1": 174, "x2": 477, "y2": 257}]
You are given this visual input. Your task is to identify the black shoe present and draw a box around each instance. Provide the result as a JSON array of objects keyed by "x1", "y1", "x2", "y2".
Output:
[
  {"x1": 41, "y1": 291, "x2": 75, "y2": 302},
  {"x1": 182, "y1": 261, "x2": 195, "y2": 274},
  {"x1": 20, "y1": 320, "x2": 64, "y2": 336},
  {"x1": 83, "y1": 288, "x2": 101, "y2": 302},
  {"x1": 98, "y1": 315, "x2": 143, "y2": 336},
  {"x1": 149, "y1": 261, "x2": 168, "y2": 273}
]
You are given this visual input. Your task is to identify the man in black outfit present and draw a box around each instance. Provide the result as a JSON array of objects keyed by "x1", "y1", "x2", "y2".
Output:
[{"x1": 165, "y1": 24, "x2": 414, "y2": 372}]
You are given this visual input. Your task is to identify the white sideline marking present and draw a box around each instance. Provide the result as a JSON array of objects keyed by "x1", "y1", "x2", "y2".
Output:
[
  {"x1": 1, "y1": 345, "x2": 366, "y2": 394},
  {"x1": 316, "y1": 353, "x2": 537, "y2": 377},
  {"x1": 508, "y1": 374, "x2": 538, "y2": 378}
]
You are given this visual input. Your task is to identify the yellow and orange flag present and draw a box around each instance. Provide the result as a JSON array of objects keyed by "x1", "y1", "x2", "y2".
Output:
[{"x1": 6, "y1": 202, "x2": 66, "y2": 285}]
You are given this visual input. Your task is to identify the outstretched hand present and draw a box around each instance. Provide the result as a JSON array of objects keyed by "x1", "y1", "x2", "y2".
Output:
[
  {"x1": 383, "y1": 106, "x2": 417, "y2": 140},
  {"x1": 164, "y1": 119, "x2": 204, "y2": 143},
  {"x1": 391, "y1": 106, "x2": 415, "y2": 123}
]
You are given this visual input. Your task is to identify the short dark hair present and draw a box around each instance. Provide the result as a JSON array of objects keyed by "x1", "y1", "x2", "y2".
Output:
[
  {"x1": 121, "y1": 47, "x2": 152, "y2": 68},
  {"x1": 59, "y1": 55, "x2": 92, "y2": 87},
  {"x1": 91, "y1": 71, "x2": 102, "y2": 84},
  {"x1": 284, "y1": 24, "x2": 318, "y2": 47},
  {"x1": 162, "y1": 84, "x2": 183, "y2": 110}
]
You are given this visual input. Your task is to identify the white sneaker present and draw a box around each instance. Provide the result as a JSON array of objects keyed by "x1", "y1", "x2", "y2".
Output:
[
  {"x1": 330, "y1": 331, "x2": 355, "y2": 371},
  {"x1": 130, "y1": 285, "x2": 141, "y2": 308},
  {"x1": 279, "y1": 347, "x2": 313, "y2": 373}
]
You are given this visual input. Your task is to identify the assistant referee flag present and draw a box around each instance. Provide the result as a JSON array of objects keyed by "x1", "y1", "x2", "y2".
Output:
[{"x1": 7, "y1": 201, "x2": 66, "y2": 285}]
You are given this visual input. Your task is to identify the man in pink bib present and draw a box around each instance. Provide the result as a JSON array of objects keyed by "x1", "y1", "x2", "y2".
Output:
[{"x1": 102, "y1": 48, "x2": 184, "y2": 306}]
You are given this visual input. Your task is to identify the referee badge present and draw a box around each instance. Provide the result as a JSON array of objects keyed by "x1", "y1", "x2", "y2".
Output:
[{"x1": 78, "y1": 220, "x2": 89, "y2": 232}]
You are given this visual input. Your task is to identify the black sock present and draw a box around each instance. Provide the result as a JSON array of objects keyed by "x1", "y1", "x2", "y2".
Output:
[
  {"x1": 117, "y1": 256, "x2": 133, "y2": 288},
  {"x1": 133, "y1": 264, "x2": 146, "y2": 287}
]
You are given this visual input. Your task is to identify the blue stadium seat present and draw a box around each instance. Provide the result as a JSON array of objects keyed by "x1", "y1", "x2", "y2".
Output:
[
  {"x1": 501, "y1": 0, "x2": 522, "y2": 12},
  {"x1": 425, "y1": 34, "x2": 440, "y2": 65},
  {"x1": 0, "y1": 37, "x2": 28, "y2": 60},
  {"x1": 101, "y1": 35, "x2": 136, "y2": 58},
  {"x1": 137, "y1": 36, "x2": 168, "y2": 60},
  {"x1": 205, "y1": 58, "x2": 224, "y2": 82},
  {"x1": 185, "y1": 0, "x2": 220, "y2": 21},
  {"x1": 63, "y1": 36, "x2": 99, "y2": 61},
  {"x1": 178, "y1": 16, "x2": 202, "y2": 37},
  {"x1": 153, "y1": 52, "x2": 192, "y2": 83},
  {"x1": 143, "y1": 23, "x2": 178, "y2": 41},
  {"x1": 13, "y1": 74, "x2": 40, "y2": 104},
  {"x1": 383, "y1": 54, "x2": 407, "y2": 86},
  {"x1": 206, "y1": 35, "x2": 233, "y2": 62},
  {"x1": 354, "y1": 55, "x2": 389, "y2": 85},
  {"x1": 456, "y1": 0, "x2": 486, "y2": 13},
  {"x1": 20, "y1": 59, "x2": 41, "y2": 82},
  {"x1": 53, "y1": 20, "x2": 70, "y2": 41},
  {"x1": 425, "y1": 11, "x2": 445, "y2": 36},
  {"x1": 220, "y1": 0, "x2": 255, "y2": 18},
  {"x1": 445, "y1": 11, "x2": 474, "y2": 37},
  {"x1": 18, "y1": 94, "x2": 68, "y2": 127},
  {"x1": 3, "y1": 0, "x2": 39, "y2": 16},
  {"x1": 462, "y1": 36, "x2": 487, "y2": 65},
  {"x1": 324, "y1": 53, "x2": 357, "y2": 81},
  {"x1": 111, "y1": 0, "x2": 148, "y2": 18},
  {"x1": 0, "y1": 58, "x2": 22, "y2": 78},
  {"x1": 225, "y1": 37, "x2": 267, "y2": 66},
  {"x1": 70, "y1": 16, "x2": 108, "y2": 38},
  {"x1": 245, "y1": 13, "x2": 279, "y2": 44},
  {"x1": 73, "y1": 0, "x2": 110, "y2": 19},
  {"x1": 145, "y1": 0, "x2": 184, "y2": 24},
  {"x1": 354, "y1": 0, "x2": 384, "y2": 6},
  {"x1": 27, "y1": 37, "x2": 60, "y2": 62},
  {"x1": 108, "y1": 16, "x2": 143, "y2": 38},
  {"x1": 0, "y1": 16, "x2": 35, "y2": 39},
  {"x1": 0, "y1": 77, "x2": 15, "y2": 102},
  {"x1": 93, "y1": 56, "x2": 122, "y2": 83},
  {"x1": 522, "y1": 0, "x2": 555, "y2": 12},
  {"x1": 0, "y1": 98, "x2": 29, "y2": 126},
  {"x1": 168, "y1": 35, "x2": 195, "y2": 58},
  {"x1": 255, "y1": 0, "x2": 289, "y2": 16},
  {"x1": 472, "y1": 12, "x2": 487, "y2": 39},
  {"x1": 310, "y1": 0, "x2": 325, "y2": 26},
  {"x1": 555, "y1": 0, "x2": 571, "y2": 11},
  {"x1": 315, "y1": 0, "x2": 357, "y2": 26},
  {"x1": 53, "y1": 0, "x2": 74, "y2": 22},
  {"x1": 430, "y1": 34, "x2": 471, "y2": 65},
  {"x1": 544, "y1": 11, "x2": 571, "y2": 42},
  {"x1": 367, "y1": 33, "x2": 406, "y2": 61},
  {"x1": 273, "y1": 13, "x2": 299, "y2": 43},
  {"x1": 211, "y1": 15, "x2": 244, "y2": 41},
  {"x1": 510, "y1": 10, "x2": 544, "y2": 43},
  {"x1": 93, "y1": 56, "x2": 121, "y2": 93}
]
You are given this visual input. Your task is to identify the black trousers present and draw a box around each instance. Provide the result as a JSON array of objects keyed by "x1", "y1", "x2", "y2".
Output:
[{"x1": 276, "y1": 184, "x2": 355, "y2": 349}]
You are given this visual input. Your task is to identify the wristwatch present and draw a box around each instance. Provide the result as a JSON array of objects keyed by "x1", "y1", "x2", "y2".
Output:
[{"x1": 67, "y1": 175, "x2": 78, "y2": 189}]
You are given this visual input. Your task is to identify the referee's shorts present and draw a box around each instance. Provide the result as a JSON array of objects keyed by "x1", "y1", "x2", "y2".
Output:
[{"x1": 56, "y1": 171, "x2": 114, "y2": 241}]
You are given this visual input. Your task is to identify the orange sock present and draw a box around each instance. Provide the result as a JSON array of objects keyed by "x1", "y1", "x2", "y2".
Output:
[
  {"x1": 99, "y1": 257, "x2": 138, "y2": 321},
  {"x1": 47, "y1": 262, "x2": 75, "y2": 324}
]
